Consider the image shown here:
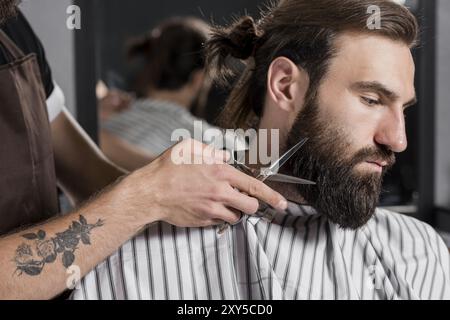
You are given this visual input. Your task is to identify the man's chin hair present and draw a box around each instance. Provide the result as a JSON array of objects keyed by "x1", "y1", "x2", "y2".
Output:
[
  {"x1": 307, "y1": 171, "x2": 382, "y2": 230},
  {"x1": 292, "y1": 152, "x2": 385, "y2": 230}
]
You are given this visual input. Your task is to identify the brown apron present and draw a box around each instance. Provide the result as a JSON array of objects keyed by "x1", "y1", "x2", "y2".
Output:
[{"x1": 0, "y1": 30, "x2": 58, "y2": 236}]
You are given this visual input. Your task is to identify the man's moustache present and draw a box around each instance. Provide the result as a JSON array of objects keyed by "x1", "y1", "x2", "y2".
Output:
[{"x1": 349, "y1": 146, "x2": 396, "y2": 170}]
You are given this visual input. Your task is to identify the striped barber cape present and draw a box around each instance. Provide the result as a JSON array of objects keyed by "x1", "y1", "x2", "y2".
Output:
[{"x1": 70, "y1": 203, "x2": 450, "y2": 300}]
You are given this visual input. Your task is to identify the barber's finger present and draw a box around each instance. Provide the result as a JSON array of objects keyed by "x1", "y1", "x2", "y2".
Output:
[
  {"x1": 224, "y1": 188, "x2": 259, "y2": 215},
  {"x1": 197, "y1": 144, "x2": 230, "y2": 163},
  {"x1": 226, "y1": 168, "x2": 288, "y2": 211},
  {"x1": 180, "y1": 139, "x2": 230, "y2": 163},
  {"x1": 210, "y1": 204, "x2": 242, "y2": 224},
  {"x1": 206, "y1": 147, "x2": 230, "y2": 163},
  {"x1": 201, "y1": 219, "x2": 225, "y2": 227}
]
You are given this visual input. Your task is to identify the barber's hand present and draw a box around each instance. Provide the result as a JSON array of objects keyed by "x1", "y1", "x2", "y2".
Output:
[
  {"x1": 118, "y1": 139, "x2": 288, "y2": 228},
  {"x1": 98, "y1": 89, "x2": 133, "y2": 122}
]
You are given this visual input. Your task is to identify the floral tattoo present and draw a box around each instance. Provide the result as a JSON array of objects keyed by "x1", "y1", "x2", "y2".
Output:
[{"x1": 13, "y1": 215, "x2": 104, "y2": 276}]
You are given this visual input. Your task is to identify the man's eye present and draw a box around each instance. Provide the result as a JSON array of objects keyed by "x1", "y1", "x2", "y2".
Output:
[
  {"x1": 403, "y1": 108, "x2": 410, "y2": 119},
  {"x1": 361, "y1": 97, "x2": 381, "y2": 106}
]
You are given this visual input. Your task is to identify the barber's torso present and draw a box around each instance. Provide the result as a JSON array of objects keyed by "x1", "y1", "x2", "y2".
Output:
[{"x1": 0, "y1": 12, "x2": 58, "y2": 235}]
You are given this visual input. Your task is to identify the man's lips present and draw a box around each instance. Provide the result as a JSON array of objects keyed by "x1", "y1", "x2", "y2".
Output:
[
  {"x1": 363, "y1": 159, "x2": 392, "y2": 172},
  {"x1": 366, "y1": 160, "x2": 388, "y2": 168}
]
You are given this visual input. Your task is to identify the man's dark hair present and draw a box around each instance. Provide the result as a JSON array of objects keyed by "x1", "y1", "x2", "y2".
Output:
[
  {"x1": 0, "y1": 0, "x2": 21, "y2": 25},
  {"x1": 128, "y1": 17, "x2": 210, "y2": 97},
  {"x1": 205, "y1": 0, "x2": 419, "y2": 129}
]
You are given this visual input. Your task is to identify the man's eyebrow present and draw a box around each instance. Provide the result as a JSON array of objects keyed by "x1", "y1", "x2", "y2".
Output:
[
  {"x1": 404, "y1": 96, "x2": 417, "y2": 108},
  {"x1": 351, "y1": 81, "x2": 399, "y2": 100},
  {"x1": 351, "y1": 81, "x2": 417, "y2": 107}
]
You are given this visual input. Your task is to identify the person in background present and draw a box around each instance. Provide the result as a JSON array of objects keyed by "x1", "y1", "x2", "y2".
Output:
[
  {"x1": 101, "y1": 17, "x2": 219, "y2": 171},
  {"x1": 97, "y1": 80, "x2": 133, "y2": 123}
]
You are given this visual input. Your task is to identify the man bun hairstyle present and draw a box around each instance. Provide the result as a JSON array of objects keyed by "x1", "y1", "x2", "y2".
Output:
[{"x1": 206, "y1": 16, "x2": 261, "y2": 83}]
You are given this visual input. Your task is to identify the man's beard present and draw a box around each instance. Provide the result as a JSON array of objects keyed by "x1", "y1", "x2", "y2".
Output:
[
  {"x1": 286, "y1": 94, "x2": 396, "y2": 230},
  {"x1": 0, "y1": 0, "x2": 20, "y2": 26}
]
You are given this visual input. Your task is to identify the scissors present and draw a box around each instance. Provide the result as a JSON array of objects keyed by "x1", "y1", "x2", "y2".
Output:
[{"x1": 217, "y1": 137, "x2": 315, "y2": 234}]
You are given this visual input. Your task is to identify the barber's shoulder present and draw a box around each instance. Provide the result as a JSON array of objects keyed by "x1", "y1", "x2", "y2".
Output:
[
  {"x1": 1, "y1": 10, "x2": 38, "y2": 50},
  {"x1": 2, "y1": 10, "x2": 55, "y2": 98}
]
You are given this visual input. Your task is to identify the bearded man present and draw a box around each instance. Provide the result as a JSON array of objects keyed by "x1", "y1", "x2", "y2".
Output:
[{"x1": 72, "y1": 0, "x2": 450, "y2": 300}]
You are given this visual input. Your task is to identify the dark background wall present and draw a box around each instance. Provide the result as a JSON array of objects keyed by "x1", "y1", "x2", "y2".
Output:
[{"x1": 95, "y1": 0, "x2": 263, "y2": 89}]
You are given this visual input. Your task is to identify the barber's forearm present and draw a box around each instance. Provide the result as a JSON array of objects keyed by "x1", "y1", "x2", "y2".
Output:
[{"x1": 0, "y1": 182, "x2": 155, "y2": 300}]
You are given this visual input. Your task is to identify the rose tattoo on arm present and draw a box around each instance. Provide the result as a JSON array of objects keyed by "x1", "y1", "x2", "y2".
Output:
[{"x1": 13, "y1": 215, "x2": 104, "y2": 276}]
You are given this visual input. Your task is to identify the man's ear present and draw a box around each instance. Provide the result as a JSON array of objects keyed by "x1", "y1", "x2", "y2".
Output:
[{"x1": 267, "y1": 57, "x2": 309, "y2": 113}]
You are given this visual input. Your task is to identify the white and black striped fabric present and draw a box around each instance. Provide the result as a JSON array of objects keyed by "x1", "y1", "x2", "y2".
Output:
[
  {"x1": 102, "y1": 98, "x2": 217, "y2": 157},
  {"x1": 71, "y1": 203, "x2": 450, "y2": 300}
]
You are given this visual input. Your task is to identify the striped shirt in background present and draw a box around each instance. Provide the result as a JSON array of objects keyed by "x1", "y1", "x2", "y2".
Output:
[
  {"x1": 71, "y1": 203, "x2": 450, "y2": 300},
  {"x1": 103, "y1": 98, "x2": 219, "y2": 157}
]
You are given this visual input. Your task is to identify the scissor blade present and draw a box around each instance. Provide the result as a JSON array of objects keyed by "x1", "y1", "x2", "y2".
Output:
[
  {"x1": 266, "y1": 173, "x2": 316, "y2": 185},
  {"x1": 234, "y1": 162, "x2": 257, "y2": 176},
  {"x1": 268, "y1": 137, "x2": 309, "y2": 173}
]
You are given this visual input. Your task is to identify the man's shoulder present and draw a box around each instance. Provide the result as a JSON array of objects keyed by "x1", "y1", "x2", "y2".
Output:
[
  {"x1": 373, "y1": 208, "x2": 448, "y2": 254},
  {"x1": 0, "y1": 11, "x2": 54, "y2": 97},
  {"x1": 374, "y1": 208, "x2": 436, "y2": 235}
]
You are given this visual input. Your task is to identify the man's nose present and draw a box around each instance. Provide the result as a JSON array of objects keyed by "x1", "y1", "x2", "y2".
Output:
[{"x1": 374, "y1": 107, "x2": 408, "y2": 153}]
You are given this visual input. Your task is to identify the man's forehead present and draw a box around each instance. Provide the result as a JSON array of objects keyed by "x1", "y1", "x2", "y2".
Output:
[{"x1": 326, "y1": 31, "x2": 416, "y2": 100}]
